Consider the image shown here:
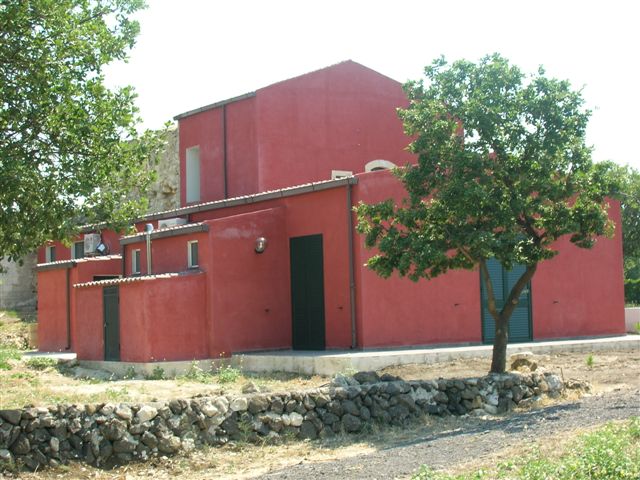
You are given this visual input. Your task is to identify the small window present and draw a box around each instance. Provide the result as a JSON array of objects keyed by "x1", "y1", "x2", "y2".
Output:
[
  {"x1": 364, "y1": 159, "x2": 396, "y2": 172},
  {"x1": 188, "y1": 241, "x2": 199, "y2": 268},
  {"x1": 331, "y1": 170, "x2": 353, "y2": 180},
  {"x1": 72, "y1": 241, "x2": 85, "y2": 259},
  {"x1": 132, "y1": 249, "x2": 141, "y2": 275},
  {"x1": 45, "y1": 245, "x2": 56, "y2": 263},
  {"x1": 186, "y1": 146, "x2": 201, "y2": 203}
]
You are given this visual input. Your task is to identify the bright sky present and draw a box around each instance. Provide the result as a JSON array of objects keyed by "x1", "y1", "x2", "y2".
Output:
[{"x1": 104, "y1": 0, "x2": 639, "y2": 170}]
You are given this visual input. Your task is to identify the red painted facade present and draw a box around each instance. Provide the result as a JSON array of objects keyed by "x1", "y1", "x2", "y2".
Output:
[
  {"x1": 178, "y1": 61, "x2": 414, "y2": 205},
  {"x1": 36, "y1": 61, "x2": 626, "y2": 363}
]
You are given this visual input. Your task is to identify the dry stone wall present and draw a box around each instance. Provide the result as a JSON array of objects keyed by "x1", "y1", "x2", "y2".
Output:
[{"x1": 0, "y1": 371, "x2": 568, "y2": 471}]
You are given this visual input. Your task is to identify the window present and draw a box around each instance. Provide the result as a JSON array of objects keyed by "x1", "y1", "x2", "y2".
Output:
[
  {"x1": 188, "y1": 241, "x2": 199, "y2": 268},
  {"x1": 364, "y1": 159, "x2": 396, "y2": 172},
  {"x1": 186, "y1": 146, "x2": 201, "y2": 203},
  {"x1": 45, "y1": 245, "x2": 56, "y2": 263},
  {"x1": 132, "y1": 249, "x2": 141, "y2": 275},
  {"x1": 331, "y1": 170, "x2": 353, "y2": 180},
  {"x1": 72, "y1": 241, "x2": 85, "y2": 259}
]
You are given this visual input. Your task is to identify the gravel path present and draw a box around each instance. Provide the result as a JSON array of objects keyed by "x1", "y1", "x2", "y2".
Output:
[{"x1": 258, "y1": 389, "x2": 640, "y2": 480}]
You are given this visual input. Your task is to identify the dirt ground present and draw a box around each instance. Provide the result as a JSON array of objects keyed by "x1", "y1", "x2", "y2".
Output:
[{"x1": 2, "y1": 348, "x2": 638, "y2": 409}]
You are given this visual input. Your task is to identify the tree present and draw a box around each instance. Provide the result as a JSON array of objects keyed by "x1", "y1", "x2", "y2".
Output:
[
  {"x1": 0, "y1": 0, "x2": 164, "y2": 263},
  {"x1": 356, "y1": 54, "x2": 619, "y2": 373},
  {"x1": 616, "y1": 166, "x2": 640, "y2": 304}
]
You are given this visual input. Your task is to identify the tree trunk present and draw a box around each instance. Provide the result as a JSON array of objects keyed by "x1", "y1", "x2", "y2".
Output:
[{"x1": 490, "y1": 315, "x2": 509, "y2": 373}]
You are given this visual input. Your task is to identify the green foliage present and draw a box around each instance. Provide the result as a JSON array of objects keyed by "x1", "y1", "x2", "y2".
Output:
[
  {"x1": 25, "y1": 356, "x2": 58, "y2": 371},
  {"x1": 586, "y1": 354, "x2": 594, "y2": 368},
  {"x1": 122, "y1": 365, "x2": 138, "y2": 379},
  {"x1": 217, "y1": 364, "x2": 241, "y2": 384},
  {"x1": 181, "y1": 360, "x2": 214, "y2": 383},
  {"x1": 608, "y1": 165, "x2": 640, "y2": 304},
  {"x1": 356, "y1": 54, "x2": 618, "y2": 372},
  {"x1": 0, "y1": 347, "x2": 21, "y2": 370},
  {"x1": 0, "y1": 0, "x2": 167, "y2": 262},
  {"x1": 412, "y1": 418, "x2": 640, "y2": 479},
  {"x1": 145, "y1": 366, "x2": 166, "y2": 381}
]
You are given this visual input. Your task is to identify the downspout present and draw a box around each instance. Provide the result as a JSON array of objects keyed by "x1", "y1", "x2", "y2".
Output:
[
  {"x1": 121, "y1": 246, "x2": 126, "y2": 278},
  {"x1": 65, "y1": 267, "x2": 71, "y2": 350},
  {"x1": 346, "y1": 181, "x2": 357, "y2": 349},
  {"x1": 145, "y1": 224, "x2": 153, "y2": 275},
  {"x1": 222, "y1": 104, "x2": 228, "y2": 199}
]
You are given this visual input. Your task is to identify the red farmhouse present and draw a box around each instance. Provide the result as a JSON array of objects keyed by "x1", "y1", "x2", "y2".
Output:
[{"x1": 36, "y1": 61, "x2": 626, "y2": 362}]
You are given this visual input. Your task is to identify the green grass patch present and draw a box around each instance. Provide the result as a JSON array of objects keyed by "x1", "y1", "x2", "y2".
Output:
[
  {"x1": 0, "y1": 347, "x2": 22, "y2": 370},
  {"x1": 25, "y1": 356, "x2": 58, "y2": 371},
  {"x1": 413, "y1": 417, "x2": 640, "y2": 480}
]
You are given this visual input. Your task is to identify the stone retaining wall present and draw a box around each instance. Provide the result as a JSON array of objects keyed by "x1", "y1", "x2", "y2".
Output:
[{"x1": 0, "y1": 370, "x2": 568, "y2": 471}]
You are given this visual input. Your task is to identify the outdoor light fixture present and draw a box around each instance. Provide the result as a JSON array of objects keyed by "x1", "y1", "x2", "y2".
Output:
[{"x1": 254, "y1": 237, "x2": 267, "y2": 254}]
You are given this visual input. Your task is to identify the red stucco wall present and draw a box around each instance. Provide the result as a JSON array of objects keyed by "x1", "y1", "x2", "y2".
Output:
[
  {"x1": 37, "y1": 230, "x2": 123, "y2": 263},
  {"x1": 207, "y1": 208, "x2": 290, "y2": 356},
  {"x1": 256, "y1": 61, "x2": 414, "y2": 192},
  {"x1": 38, "y1": 257, "x2": 121, "y2": 353},
  {"x1": 177, "y1": 61, "x2": 415, "y2": 207},
  {"x1": 532, "y1": 201, "x2": 625, "y2": 338},
  {"x1": 119, "y1": 273, "x2": 208, "y2": 362},
  {"x1": 190, "y1": 186, "x2": 354, "y2": 351},
  {"x1": 37, "y1": 269, "x2": 69, "y2": 352},
  {"x1": 123, "y1": 232, "x2": 209, "y2": 277},
  {"x1": 75, "y1": 286, "x2": 104, "y2": 360},
  {"x1": 178, "y1": 97, "x2": 258, "y2": 206},
  {"x1": 353, "y1": 171, "x2": 482, "y2": 347}
]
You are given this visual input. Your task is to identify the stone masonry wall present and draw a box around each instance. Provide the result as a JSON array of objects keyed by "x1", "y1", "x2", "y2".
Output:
[
  {"x1": 0, "y1": 254, "x2": 37, "y2": 312},
  {"x1": 145, "y1": 127, "x2": 179, "y2": 214},
  {"x1": 0, "y1": 370, "x2": 568, "y2": 471}
]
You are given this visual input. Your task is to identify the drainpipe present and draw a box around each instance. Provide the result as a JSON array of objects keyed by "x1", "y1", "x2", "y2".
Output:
[
  {"x1": 65, "y1": 267, "x2": 71, "y2": 350},
  {"x1": 346, "y1": 182, "x2": 357, "y2": 349},
  {"x1": 121, "y1": 246, "x2": 126, "y2": 278},
  {"x1": 222, "y1": 104, "x2": 228, "y2": 199},
  {"x1": 145, "y1": 223, "x2": 153, "y2": 275}
]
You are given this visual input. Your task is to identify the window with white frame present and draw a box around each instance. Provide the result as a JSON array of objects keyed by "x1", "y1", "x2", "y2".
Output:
[
  {"x1": 331, "y1": 169, "x2": 353, "y2": 180},
  {"x1": 72, "y1": 241, "x2": 84, "y2": 259},
  {"x1": 132, "y1": 249, "x2": 141, "y2": 275},
  {"x1": 186, "y1": 146, "x2": 201, "y2": 203},
  {"x1": 364, "y1": 159, "x2": 396, "y2": 172},
  {"x1": 45, "y1": 245, "x2": 56, "y2": 263},
  {"x1": 187, "y1": 240, "x2": 199, "y2": 268}
]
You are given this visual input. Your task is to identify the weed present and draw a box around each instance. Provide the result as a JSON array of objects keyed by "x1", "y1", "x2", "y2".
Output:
[
  {"x1": 25, "y1": 356, "x2": 58, "y2": 371},
  {"x1": 182, "y1": 360, "x2": 214, "y2": 383},
  {"x1": 104, "y1": 387, "x2": 129, "y2": 401},
  {"x1": 145, "y1": 366, "x2": 166, "y2": 380},
  {"x1": 0, "y1": 347, "x2": 21, "y2": 370},
  {"x1": 586, "y1": 354, "x2": 595, "y2": 368},
  {"x1": 634, "y1": 322, "x2": 640, "y2": 334},
  {"x1": 122, "y1": 365, "x2": 138, "y2": 380},
  {"x1": 217, "y1": 364, "x2": 241, "y2": 384}
]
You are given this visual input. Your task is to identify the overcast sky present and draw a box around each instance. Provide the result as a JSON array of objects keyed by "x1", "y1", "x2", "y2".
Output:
[{"x1": 104, "y1": 0, "x2": 639, "y2": 169}]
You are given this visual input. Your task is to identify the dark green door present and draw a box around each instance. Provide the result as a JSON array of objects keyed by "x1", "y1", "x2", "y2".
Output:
[
  {"x1": 290, "y1": 234, "x2": 326, "y2": 350},
  {"x1": 481, "y1": 258, "x2": 532, "y2": 343},
  {"x1": 103, "y1": 286, "x2": 120, "y2": 361}
]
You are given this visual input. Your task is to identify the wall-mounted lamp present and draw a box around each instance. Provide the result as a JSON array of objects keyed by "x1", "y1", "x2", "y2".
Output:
[{"x1": 255, "y1": 237, "x2": 267, "y2": 254}]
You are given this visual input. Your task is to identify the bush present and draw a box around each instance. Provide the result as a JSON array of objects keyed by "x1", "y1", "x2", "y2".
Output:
[{"x1": 25, "y1": 356, "x2": 58, "y2": 371}]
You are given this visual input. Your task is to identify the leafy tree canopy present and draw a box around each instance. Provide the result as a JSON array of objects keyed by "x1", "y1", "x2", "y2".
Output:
[
  {"x1": 356, "y1": 54, "x2": 620, "y2": 372},
  {"x1": 0, "y1": 0, "x2": 164, "y2": 262},
  {"x1": 612, "y1": 165, "x2": 640, "y2": 304}
]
